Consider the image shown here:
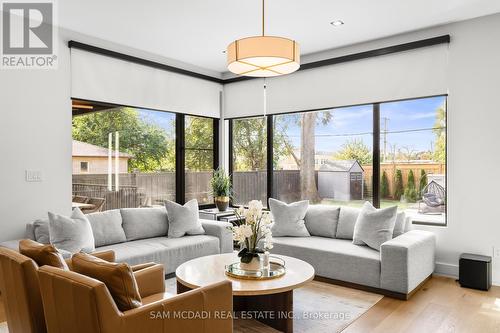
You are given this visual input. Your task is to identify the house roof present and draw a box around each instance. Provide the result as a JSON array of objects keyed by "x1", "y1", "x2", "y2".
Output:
[
  {"x1": 319, "y1": 160, "x2": 363, "y2": 172},
  {"x1": 72, "y1": 140, "x2": 133, "y2": 158}
]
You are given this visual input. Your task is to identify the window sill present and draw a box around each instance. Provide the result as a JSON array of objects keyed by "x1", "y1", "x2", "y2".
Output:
[{"x1": 405, "y1": 209, "x2": 446, "y2": 227}]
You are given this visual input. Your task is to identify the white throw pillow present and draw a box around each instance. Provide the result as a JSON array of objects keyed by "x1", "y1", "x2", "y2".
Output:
[
  {"x1": 269, "y1": 198, "x2": 310, "y2": 237},
  {"x1": 165, "y1": 199, "x2": 205, "y2": 238},
  {"x1": 48, "y1": 208, "x2": 95, "y2": 254},
  {"x1": 392, "y1": 211, "x2": 407, "y2": 238},
  {"x1": 352, "y1": 202, "x2": 398, "y2": 251}
]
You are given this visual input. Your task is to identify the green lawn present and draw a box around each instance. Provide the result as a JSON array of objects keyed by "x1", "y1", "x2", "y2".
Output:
[{"x1": 320, "y1": 198, "x2": 419, "y2": 211}]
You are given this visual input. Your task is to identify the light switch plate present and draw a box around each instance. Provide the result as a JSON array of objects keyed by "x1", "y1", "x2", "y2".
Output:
[{"x1": 25, "y1": 170, "x2": 42, "y2": 182}]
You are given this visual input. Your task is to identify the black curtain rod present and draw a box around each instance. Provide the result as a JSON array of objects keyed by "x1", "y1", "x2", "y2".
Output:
[{"x1": 68, "y1": 34, "x2": 450, "y2": 85}]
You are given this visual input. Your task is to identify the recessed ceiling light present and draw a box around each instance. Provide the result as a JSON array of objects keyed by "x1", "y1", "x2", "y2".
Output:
[{"x1": 330, "y1": 20, "x2": 344, "y2": 27}]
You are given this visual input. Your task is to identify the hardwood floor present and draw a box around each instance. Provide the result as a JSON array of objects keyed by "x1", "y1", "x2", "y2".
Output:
[
  {"x1": 234, "y1": 276, "x2": 500, "y2": 333},
  {"x1": 2, "y1": 276, "x2": 500, "y2": 332}
]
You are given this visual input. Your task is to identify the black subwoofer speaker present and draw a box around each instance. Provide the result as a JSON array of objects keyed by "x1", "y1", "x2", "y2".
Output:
[{"x1": 458, "y1": 253, "x2": 492, "y2": 291}]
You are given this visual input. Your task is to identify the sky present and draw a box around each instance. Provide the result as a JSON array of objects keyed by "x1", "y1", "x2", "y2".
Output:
[
  {"x1": 137, "y1": 109, "x2": 175, "y2": 137},
  {"x1": 135, "y1": 95, "x2": 446, "y2": 156},
  {"x1": 277, "y1": 95, "x2": 446, "y2": 154}
]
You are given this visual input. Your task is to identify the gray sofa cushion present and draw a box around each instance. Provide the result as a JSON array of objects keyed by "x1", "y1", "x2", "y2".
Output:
[
  {"x1": 305, "y1": 205, "x2": 340, "y2": 238},
  {"x1": 33, "y1": 219, "x2": 50, "y2": 244},
  {"x1": 120, "y1": 207, "x2": 168, "y2": 241},
  {"x1": 392, "y1": 212, "x2": 407, "y2": 238},
  {"x1": 87, "y1": 210, "x2": 126, "y2": 247},
  {"x1": 269, "y1": 198, "x2": 310, "y2": 237},
  {"x1": 165, "y1": 199, "x2": 205, "y2": 238},
  {"x1": 96, "y1": 235, "x2": 220, "y2": 274},
  {"x1": 352, "y1": 202, "x2": 398, "y2": 251},
  {"x1": 48, "y1": 209, "x2": 95, "y2": 254},
  {"x1": 271, "y1": 236, "x2": 381, "y2": 288},
  {"x1": 335, "y1": 206, "x2": 361, "y2": 239}
]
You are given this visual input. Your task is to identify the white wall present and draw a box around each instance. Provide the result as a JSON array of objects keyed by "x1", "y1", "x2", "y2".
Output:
[
  {"x1": 0, "y1": 32, "x2": 72, "y2": 241},
  {"x1": 0, "y1": 27, "x2": 223, "y2": 242},
  {"x1": 224, "y1": 13, "x2": 500, "y2": 283}
]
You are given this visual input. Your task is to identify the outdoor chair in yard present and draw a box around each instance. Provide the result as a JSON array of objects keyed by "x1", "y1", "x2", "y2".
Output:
[
  {"x1": 73, "y1": 195, "x2": 89, "y2": 203},
  {"x1": 81, "y1": 197, "x2": 106, "y2": 214},
  {"x1": 418, "y1": 180, "x2": 446, "y2": 214}
]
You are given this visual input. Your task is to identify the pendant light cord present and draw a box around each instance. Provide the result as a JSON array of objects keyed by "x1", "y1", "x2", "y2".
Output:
[{"x1": 262, "y1": 0, "x2": 265, "y2": 36}]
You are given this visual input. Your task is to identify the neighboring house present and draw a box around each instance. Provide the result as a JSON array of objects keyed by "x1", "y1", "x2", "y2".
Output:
[
  {"x1": 318, "y1": 160, "x2": 364, "y2": 201},
  {"x1": 277, "y1": 151, "x2": 332, "y2": 170},
  {"x1": 72, "y1": 140, "x2": 132, "y2": 174}
]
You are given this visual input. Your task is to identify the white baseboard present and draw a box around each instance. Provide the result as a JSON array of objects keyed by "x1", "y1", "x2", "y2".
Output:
[{"x1": 435, "y1": 261, "x2": 458, "y2": 278}]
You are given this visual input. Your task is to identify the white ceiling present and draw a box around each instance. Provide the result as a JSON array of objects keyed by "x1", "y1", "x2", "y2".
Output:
[{"x1": 59, "y1": 0, "x2": 500, "y2": 74}]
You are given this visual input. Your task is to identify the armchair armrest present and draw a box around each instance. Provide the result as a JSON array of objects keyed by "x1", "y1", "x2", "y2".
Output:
[
  {"x1": 66, "y1": 249, "x2": 115, "y2": 270},
  {"x1": 380, "y1": 230, "x2": 435, "y2": 294},
  {"x1": 133, "y1": 263, "x2": 165, "y2": 298},
  {"x1": 201, "y1": 219, "x2": 233, "y2": 253},
  {"x1": 122, "y1": 280, "x2": 233, "y2": 333}
]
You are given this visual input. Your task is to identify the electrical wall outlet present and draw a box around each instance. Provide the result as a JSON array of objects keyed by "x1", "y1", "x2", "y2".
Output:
[
  {"x1": 493, "y1": 246, "x2": 500, "y2": 258},
  {"x1": 25, "y1": 170, "x2": 42, "y2": 182}
]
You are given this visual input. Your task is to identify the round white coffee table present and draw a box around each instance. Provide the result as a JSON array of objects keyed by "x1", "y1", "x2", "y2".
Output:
[{"x1": 176, "y1": 253, "x2": 315, "y2": 333}]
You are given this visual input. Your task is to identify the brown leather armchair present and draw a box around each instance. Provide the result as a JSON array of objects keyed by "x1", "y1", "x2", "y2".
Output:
[
  {"x1": 38, "y1": 265, "x2": 233, "y2": 333},
  {"x1": 0, "y1": 247, "x2": 162, "y2": 333}
]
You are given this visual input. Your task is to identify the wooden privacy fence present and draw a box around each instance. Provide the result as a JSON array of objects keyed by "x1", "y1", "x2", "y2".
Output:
[
  {"x1": 73, "y1": 171, "x2": 212, "y2": 208},
  {"x1": 73, "y1": 163, "x2": 444, "y2": 210},
  {"x1": 362, "y1": 162, "x2": 445, "y2": 198},
  {"x1": 72, "y1": 183, "x2": 140, "y2": 210},
  {"x1": 232, "y1": 170, "x2": 318, "y2": 204}
]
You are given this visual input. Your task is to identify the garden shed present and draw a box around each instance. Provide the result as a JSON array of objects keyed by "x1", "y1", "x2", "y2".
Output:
[{"x1": 318, "y1": 160, "x2": 364, "y2": 201}]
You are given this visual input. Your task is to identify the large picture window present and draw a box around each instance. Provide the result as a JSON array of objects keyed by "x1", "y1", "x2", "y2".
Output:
[
  {"x1": 231, "y1": 116, "x2": 267, "y2": 205},
  {"x1": 72, "y1": 101, "x2": 218, "y2": 211},
  {"x1": 229, "y1": 95, "x2": 447, "y2": 225},
  {"x1": 184, "y1": 115, "x2": 216, "y2": 205}
]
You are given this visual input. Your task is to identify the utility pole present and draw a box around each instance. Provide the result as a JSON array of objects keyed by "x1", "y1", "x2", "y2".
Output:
[{"x1": 381, "y1": 117, "x2": 389, "y2": 162}]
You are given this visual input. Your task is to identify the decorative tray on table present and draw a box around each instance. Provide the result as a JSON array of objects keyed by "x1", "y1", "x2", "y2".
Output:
[{"x1": 225, "y1": 256, "x2": 286, "y2": 280}]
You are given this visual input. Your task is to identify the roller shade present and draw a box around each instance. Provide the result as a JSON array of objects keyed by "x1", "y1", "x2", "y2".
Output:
[
  {"x1": 224, "y1": 43, "x2": 449, "y2": 118},
  {"x1": 71, "y1": 48, "x2": 222, "y2": 118}
]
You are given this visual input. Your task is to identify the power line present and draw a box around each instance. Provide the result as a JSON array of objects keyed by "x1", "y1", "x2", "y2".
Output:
[{"x1": 282, "y1": 126, "x2": 445, "y2": 138}]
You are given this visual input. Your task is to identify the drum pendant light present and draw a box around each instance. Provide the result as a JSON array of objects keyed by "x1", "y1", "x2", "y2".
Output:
[{"x1": 227, "y1": 0, "x2": 300, "y2": 77}]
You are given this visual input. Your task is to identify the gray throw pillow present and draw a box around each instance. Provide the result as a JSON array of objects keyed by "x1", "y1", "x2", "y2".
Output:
[
  {"x1": 335, "y1": 206, "x2": 361, "y2": 239},
  {"x1": 269, "y1": 198, "x2": 310, "y2": 237},
  {"x1": 392, "y1": 211, "x2": 407, "y2": 238},
  {"x1": 165, "y1": 199, "x2": 205, "y2": 238},
  {"x1": 305, "y1": 205, "x2": 340, "y2": 238},
  {"x1": 120, "y1": 207, "x2": 168, "y2": 241},
  {"x1": 48, "y1": 208, "x2": 95, "y2": 254},
  {"x1": 87, "y1": 210, "x2": 127, "y2": 247},
  {"x1": 352, "y1": 202, "x2": 398, "y2": 251},
  {"x1": 33, "y1": 218, "x2": 50, "y2": 244}
]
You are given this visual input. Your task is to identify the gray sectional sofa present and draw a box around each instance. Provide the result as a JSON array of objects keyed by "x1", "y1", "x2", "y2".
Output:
[
  {"x1": 1, "y1": 204, "x2": 435, "y2": 299},
  {"x1": 0, "y1": 207, "x2": 233, "y2": 275},
  {"x1": 270, "y1": 205, "x2": 436, "y2": 299}
]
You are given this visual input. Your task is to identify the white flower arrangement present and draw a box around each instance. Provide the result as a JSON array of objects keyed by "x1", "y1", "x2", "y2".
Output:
[{"x1": 229, "y1": 200, "x2": 273, "y2": 263}]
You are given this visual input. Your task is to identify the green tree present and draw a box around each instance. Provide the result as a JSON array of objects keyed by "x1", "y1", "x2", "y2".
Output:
[
  {"x1": 419, "y1": 169, "x2": 428, "y2": 197},
  {"x1": 184, "y1": 116, "x2": 214, "y2": 171},
  {"x1": 433, "y1": 106, "x2": 446, "y2": 162},
  {"x1": 72, "y1": 108, "x2": 175, "y2": 172},
  {"x1": 335, "y1": 138, "x2": 372, "y2": 165},
  {"x1": 381, "y1": 171, "x2": 390, "y2": 199},
  {"x1": 404, "y1": 169, "x2": 418, "y2": 202},
  {"x1": 394, "y1": 169, "x2": 404, "y2": 200}
]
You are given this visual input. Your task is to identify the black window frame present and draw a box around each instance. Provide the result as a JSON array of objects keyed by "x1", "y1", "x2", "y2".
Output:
[
  {"x1": 176, "y1": 114, "x2": 219, "y2": 208},
  {"x1": 71, "y1": 98, "x2": 219, "y2": 209},
  {"x1": 228, "y1": 94, "x2": 447, "y2": 226}
]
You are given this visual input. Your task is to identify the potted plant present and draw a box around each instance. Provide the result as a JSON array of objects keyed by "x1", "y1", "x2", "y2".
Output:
[
  {"x1": 210, "y1": 168, "x2": 232, "y2": 211},
  {"x1": 230, "y1": 200, "x2": 273, "y2": 270}
]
